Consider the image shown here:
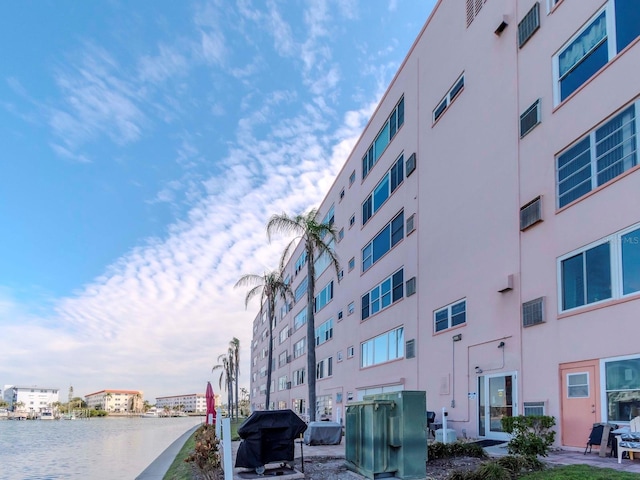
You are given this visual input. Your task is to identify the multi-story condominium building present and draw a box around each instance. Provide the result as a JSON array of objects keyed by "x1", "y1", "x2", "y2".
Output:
[
  {"x1": 248, "y1": 0, "x2": 640, "y2": 447},
  {"x1": 156, "y1": 393, "x2": 207, "y2": 413},
  {"x1": 3, "y1": 385, "x2": 59, "y2": 412},
  {"x1": 85, "y1": 389, "x2": 144, "y2": 413}
]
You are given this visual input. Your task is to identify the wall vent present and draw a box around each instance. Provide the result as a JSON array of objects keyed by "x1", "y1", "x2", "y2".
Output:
[
  {"x1": 406, "y1": 339, "x2": 416, "y2": 359},
  {"x1": 520, "y1": 99, "x2": 541, "y2": 137},
  {"x1": 406, "y1": 153, "x2": 416, "y2": 176},
  {"x1": 406, "y1": 277, "x2": 417, "y2": 296},
  {"x1": 522, "y1": 297, "x2": 545, "y2": 327},
  {"x1": 518, "y1": 2, "x2": 540, "y2": 47},
  {"x1": 520, "y1": 196, "x2": 542, "y2": 230},
  {"x1": 406, "y1": 214, "x2": 416, "y2": 235},
  {"x1": 286, "y1": 382, "x2": 292, "y2": 390}
]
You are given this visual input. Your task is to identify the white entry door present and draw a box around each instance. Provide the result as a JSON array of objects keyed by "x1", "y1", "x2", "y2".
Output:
[{"x1": 479, "y1": 372, "x2": 517, "y2": 440}]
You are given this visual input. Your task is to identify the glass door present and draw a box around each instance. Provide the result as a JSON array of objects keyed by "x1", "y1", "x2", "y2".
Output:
[{"x1": 479, "y1": 372, "x2": 517, "y2": 440}]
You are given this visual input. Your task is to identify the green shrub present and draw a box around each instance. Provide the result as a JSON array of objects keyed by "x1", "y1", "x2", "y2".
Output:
[
  {"x1": 184, "y1": 425, "x2": 221, "y2": 480},
  {"x1": 428, "y1": 441, "x2": 488, "y2": 461},
  {"x1": 501, "y1": 415, "x2": 556, "y2": 457},
  {"x1": 474, "y1": 461, "x2": 512, "y2": 480}
]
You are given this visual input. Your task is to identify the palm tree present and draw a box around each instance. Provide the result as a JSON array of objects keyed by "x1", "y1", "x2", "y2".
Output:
[
  {"x1": 213, "y1": 353, "x2": 233, "y2": 416},
  {"x1": 229, "y1": 337, "x2": 241, "y2": 419},
  {"x1": 235, "y1": 268, "x2": 292, "y2": 411},
  {"x1": 267, "y1": 208, "x2": 339, "y2": 421}
]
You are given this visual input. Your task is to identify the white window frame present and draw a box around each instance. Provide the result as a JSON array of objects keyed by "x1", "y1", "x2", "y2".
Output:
[
  {"x1": 293, "y1": 338, "x2": 306, "y2": 359},
  {"x1": 557, "y1": 221, "x2": 640, "y2": 313},
  {"x1": 434, "y1": 298, "x2": 467, "y2": 333},
  {"x1": 567, "y1": 372, "x2": 590, "y2": 398},
  {"x1": 433, "y1": 73, "x2": 464, "y2": 123},
  {"x1": 360, "y1": 327, "x2": 404, "y2": 368},
  {"x1": 552, "y1": 2, "x2": 617, "y2": 105},
  {"x1": 599, "y1": 353, "x2": 640, "y2": 423}
]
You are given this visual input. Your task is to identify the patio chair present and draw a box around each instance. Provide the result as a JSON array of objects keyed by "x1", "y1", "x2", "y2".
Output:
[
  {"x1": 617, "y1": 416, "x2": 640, "y2": 463},
  {"x1": 427, "y1": 411, "x2": 436, "y2": 438},
  {"x1": 584, "y1": 424, "x2": 605, "y2": 455}
]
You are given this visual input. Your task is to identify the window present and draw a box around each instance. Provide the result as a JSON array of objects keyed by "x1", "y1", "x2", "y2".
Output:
[
  {"x1": 315, "y1": 319, "x2": 333, "y2": 346},
  {"x1": 294, "y1": 338, "x2": 306, "y2": 358},
  {"x1": 434, "y1": 299, "x2": 467, "y2": 333},
  {"x1": 518, "y1": 2, "x2": 540, "y2": 48},
  {"x1": 316, "y1": 357, "x2": 333, "y2": 379},
  {"x1": 362, "y1": 154, "x2": 404, "y2": 225},
  {"x1": 348, "y1": 257, "x2": 355, "y2": 271},
  {"x1": 338, "y1": 270, "x2": 343, "y2": 281},
  {"x1": 348, "y1": 302, "x2": 355, "y2": 315},
  {"x1": 349, "y1": 170, "x2": 356, "y2": 186},
  {"x1": 337, "y1": 310, "x2": 343, "y2": 320},
  {"x1": 339, "y1": 188, "x2": 345, "y2": 201},
  {"x1": 557, "y1": 101, "x2": 637, "y2": 208},
  {"x1": 294, "y1": 309, "x2": 307, "y2": 330},
  {"x1": 338, "y1": 228, "x2": 344, "y2": 241},
  {"x1": 362, "y1": 211, "x2": 404, "y2": 271},
  {"x1": 347, "y1": 346, "x2": 355, "y2": 358},
  {"x1": 553, "y1": 1, "x2": 640, "y2": 104},
  {"x1": 433, "y1": 74, "x2": 464, "y2": 123},
  {"x1": 524, "y1": 402, "x2": 546, "y2": 416},
  {"x1": 295, "y1": 251, "x2": 307, "y2": 275},
  {"x1": 293, "y1": 368, "x2": 305, "y2": 386},
  {"x1": 337, "y1": 351, "x2": 343, "y2": 362},
  {"x1": 314, "y1": 239, "x2": 335, "y2": 278},
  {"x1": 278, "y1": 376, "x2": 288, "y2": 391},
  {"x1": 316, "y1": 394, "x2": 333, "y2": 420},
  {"x1": 294, "y1": 276, "x2": 308, "y2": 302},
  {"x1": 349, "y1": 215, "x2": 355, "y2": 227},
  {"x1": 361, "y1": 269, "x2": 404, "y2": 320},
  {"x1": 406, "y1": 214, "x2": 416, "y2": 235},
  {"x1": 314, "y1": 281, "x2": 334, "y2": 312},
  {"x1": 362, "y1": 97, "x2": 405, "y2": 179},
  {"x1": 559, "y1": 223, "x2": 640, "y2": 311},
  {"x1": 604, "y1": 355, "x2": 640, "y2": 422},
  {"x1": 279, "y1": 327, "x2": 290, "y2": 344},
  {"x1": 567, "y1": 372, "x2": 589, "y2": 398},
  {"x1": 279, "y1": 351, "x2": 288, "y2": 367},
  {"x1": 361, "y1": 327, "x2": 404, "y2": 368}
]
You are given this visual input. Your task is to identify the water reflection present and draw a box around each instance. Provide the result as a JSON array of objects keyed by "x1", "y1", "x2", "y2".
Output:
[{"x1": 0, "y1": 416, "x2": 202, "y2": 479}]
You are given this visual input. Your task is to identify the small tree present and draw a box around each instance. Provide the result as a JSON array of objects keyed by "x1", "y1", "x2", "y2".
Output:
[{"x1": 501, "y1": 415, "x2": 556, "y2": 457}]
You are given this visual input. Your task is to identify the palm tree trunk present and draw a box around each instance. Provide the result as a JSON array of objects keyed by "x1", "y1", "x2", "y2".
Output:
[
  {"x1": 265, "y1": 299, "x2": 274, "y2": 410},
  {"x1": 306, "y1": 243, "x2": 317, "y2": 422}
]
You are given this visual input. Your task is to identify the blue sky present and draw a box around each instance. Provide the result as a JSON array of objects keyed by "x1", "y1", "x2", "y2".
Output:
[{"x1": 0, "y1": 0, "x2": 436, "y2": 402}]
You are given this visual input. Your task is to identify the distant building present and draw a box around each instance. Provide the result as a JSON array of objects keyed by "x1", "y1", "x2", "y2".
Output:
[
  {"x1": 85, "y1": 389, "x2": 144, "y2": 413},
  {"x1": 156, "y1": 393, "x2": 207, "y2": 413},
  {"x1": 3, "y1": 385, "x2": 59, "y2": 412}
]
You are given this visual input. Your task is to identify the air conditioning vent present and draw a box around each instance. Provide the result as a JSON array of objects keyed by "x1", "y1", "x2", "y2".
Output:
[
  {"x1": 286, "y1": 382, "x2": 292, "y2": 390},
  {"x1": 287, "y1": 355, "x2": 292, "y2": 363},
  {"x1": 406, "y1": 277, "x2": 417, "y2": 297},
  {"x1": 522, "y1": 297, "x2": 545, "y2": 327},
  {"x1": 520, "y1": 99, "x2": 541, "y2": 137},
  {"x1": 520, "y1": 196, "x2": 542, "y2": 230},
  {"x1": 406, "y1": 153, "x2": 416, "y2": 177},
  {"x1": 406, "y1": 339, "x2": 416, "y2": 359},
  {"x1": 406, "y1": 214, "x2": 415, "y2": 235},
  {"x1": 524, "y1": 401, "x2": 545, "y2": 416},
  {"x1": 518, "y1": 2, "x2": 540, "y2": 48}
]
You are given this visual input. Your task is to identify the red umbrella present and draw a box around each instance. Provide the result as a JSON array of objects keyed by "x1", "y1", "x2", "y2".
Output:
[{"x1": 205, "y1": 381, "x2": 216, "y2": 425}]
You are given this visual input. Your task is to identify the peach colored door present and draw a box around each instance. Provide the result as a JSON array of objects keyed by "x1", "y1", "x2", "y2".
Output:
[{"x1": 560, "y1": 363, "x2": 598, "y2": 447}]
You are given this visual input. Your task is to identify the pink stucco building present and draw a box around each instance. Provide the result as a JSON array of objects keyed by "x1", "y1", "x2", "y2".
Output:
[{"x1": 249, "y1": 0, "x2": 640, "y2": 446}]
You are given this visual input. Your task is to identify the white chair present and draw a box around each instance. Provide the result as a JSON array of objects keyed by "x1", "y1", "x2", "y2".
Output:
[{"x1": 617, "y1": 416, "x2": 640, "y2": 463}]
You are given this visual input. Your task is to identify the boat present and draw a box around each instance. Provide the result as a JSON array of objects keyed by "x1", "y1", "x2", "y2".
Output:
[
  {"x1": 40, "y1": 410, "x2": 55, "y2": 420},
  {"x1": 141, "y1": 410, "x2": 159, "y2": 418}
]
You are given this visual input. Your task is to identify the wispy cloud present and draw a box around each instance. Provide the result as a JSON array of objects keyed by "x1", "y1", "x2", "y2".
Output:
[{"x1": 49, "y1": 44, "x2": 146, "y2": 150}]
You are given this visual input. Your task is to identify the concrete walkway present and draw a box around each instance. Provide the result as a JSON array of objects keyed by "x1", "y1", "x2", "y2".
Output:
[{"x1": 135, "y1": 423, "x2": 201, "y2": 479}]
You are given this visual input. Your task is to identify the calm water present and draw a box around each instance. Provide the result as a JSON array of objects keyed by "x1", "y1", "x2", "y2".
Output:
[{"x1": 0, "y1": 416, "x2": 202, "y2": 480}]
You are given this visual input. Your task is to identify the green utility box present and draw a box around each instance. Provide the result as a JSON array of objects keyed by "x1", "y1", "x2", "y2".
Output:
[{"x1": 345, "y1": 390, "x2": 426, "y2": 480}]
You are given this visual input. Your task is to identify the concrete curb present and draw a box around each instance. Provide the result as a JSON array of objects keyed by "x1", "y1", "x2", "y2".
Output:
[{"x1": 136, "y1": 423, "x2": 201, "y2": 480}]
